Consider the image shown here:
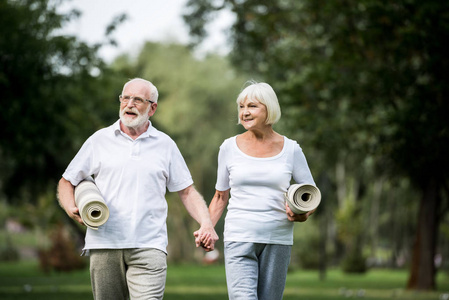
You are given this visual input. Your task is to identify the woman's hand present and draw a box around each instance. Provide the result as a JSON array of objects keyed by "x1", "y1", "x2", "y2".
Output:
[
  {"x1": 285, "y1": 203, "x2": 316, "y2": 222},
  {"x1": 194, "y1": 228, "x2": 218, "y2": 252}
]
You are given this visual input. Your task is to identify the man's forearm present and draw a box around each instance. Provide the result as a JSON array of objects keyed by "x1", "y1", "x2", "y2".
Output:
[
  {"x1": 57, "y1": 178, "x2": 75, "y2": 211},
  {"x1": 179, "y1": 185, "x2": 213, "y2": 226},
  {"x1": 179, "y1": 185, "x2": 218, "y2": 251},
  {"x1": 57, "y1": 177, "x2": 84, "y2": 225}
]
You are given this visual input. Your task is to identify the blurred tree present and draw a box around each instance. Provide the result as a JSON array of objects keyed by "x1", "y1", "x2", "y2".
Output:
[
  {"x1": 0, "y1": 0, "x2": 124, "y2": 206},
  {"x1": 183, "y1": 0, "x2": 449, "y2": 290}
]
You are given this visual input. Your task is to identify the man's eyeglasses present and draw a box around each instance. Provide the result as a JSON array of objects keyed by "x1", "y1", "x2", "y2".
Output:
[{"x1": 119, "y1": 95, "x2": 154, "y2": 105}]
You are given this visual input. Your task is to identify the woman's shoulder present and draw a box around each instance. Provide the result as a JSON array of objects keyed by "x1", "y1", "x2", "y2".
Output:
[
  {"x1": 282, "y1": 136, "x2": 304, "y2": 154},
  {"x1": 282, "y1": 135, "x2": 298, "y2": 146},
  {"x1": 220, "y1": 135, "x2": 237, "y2": 148}
]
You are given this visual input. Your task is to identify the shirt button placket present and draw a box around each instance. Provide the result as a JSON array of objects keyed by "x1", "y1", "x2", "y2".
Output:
[{"x1": 131, "y1": 140, "x2": 140, "y2": 159}]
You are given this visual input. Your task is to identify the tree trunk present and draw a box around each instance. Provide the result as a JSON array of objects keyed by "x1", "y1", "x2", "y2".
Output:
[
  {"x1": 318, "y1": 173, "x2": 331, "y2": 281},
  {"x1": 406, "y1": 179, "x2": 440, "y2": 290},
  {"x1": 369, "y1": 179, "x2": 383, "y2": 259}
]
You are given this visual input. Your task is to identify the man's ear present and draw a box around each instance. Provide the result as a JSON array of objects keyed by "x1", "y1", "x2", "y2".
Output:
[{"x1": 148, "y1": 103, "x2": 158, "y2": 117}]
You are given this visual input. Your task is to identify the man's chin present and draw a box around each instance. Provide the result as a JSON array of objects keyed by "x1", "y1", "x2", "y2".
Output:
[
  {"x1": 120, "y1": 117, "x2": 136, "y2": 127},
  {"x1": 120, "y1": 116, "x2": 147, "y2": 129}
]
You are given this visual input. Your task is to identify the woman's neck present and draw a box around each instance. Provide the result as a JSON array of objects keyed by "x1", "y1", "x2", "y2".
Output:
[{"x1": 244, "y1": 126, "x2": 277, "y2": 141}]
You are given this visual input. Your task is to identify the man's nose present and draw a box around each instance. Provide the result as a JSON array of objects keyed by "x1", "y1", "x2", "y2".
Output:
[{"x1": 126, "y1": 99, "x2": 137, "y2": 107}]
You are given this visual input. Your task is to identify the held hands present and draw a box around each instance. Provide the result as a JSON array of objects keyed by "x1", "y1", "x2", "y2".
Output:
[
  {"x1": 193, "y1": 225, "x2": 219, "y2": 252},
  {"x1": 285, "y1": 202, "x2": 315, "y2": 222}
]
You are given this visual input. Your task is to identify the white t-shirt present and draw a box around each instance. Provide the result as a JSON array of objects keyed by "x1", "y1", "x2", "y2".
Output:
[
  {"x1": 215, "y1": 136, "x2": 315, "y2": 245},
  {"x1": 63, "y1": 120, "x2": 193, "y2": 253}
]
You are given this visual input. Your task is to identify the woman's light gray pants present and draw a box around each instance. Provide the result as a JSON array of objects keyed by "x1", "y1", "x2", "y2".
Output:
[
  {"x1": 89, "y1": 248, "x2": 167, "y2": 300},
  {"x1": 224, "y1": 242, "x2": 292, "y2": 300}
]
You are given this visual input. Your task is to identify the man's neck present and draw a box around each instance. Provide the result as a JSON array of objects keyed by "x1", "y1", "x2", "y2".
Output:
[{"x1": 120, "y1": 121, "x2": 149, "y2": 140}]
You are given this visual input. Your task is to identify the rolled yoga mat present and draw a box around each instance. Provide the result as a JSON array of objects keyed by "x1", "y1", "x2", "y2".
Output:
[
  {"x1": 284, "y1": 184, "x2": 321, "y2": 214},
  {"x1": 74, "y1": 178, "x2": 109, "y2": 230}
]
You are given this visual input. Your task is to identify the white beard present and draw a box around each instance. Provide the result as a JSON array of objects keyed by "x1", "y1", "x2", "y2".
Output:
[{"x1": 119, "y1": 107, "x2": 149, "y2": 129}]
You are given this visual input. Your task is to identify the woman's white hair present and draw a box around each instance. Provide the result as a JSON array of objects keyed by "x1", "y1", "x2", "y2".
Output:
[{"x1": 236, "y1": 81, "x2": 281, "y2": 125}]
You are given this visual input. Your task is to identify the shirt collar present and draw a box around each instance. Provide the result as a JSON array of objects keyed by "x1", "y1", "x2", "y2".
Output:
[{"x1": 113, "y1": 119, "x2": 158, "y2": 138}]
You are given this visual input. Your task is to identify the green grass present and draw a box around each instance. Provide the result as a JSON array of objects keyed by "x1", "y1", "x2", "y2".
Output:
[
  {"x1": 0, "y1": 260, "x2": 92, "y2": 300},
  {"x1": 0, "y1": 231, "x2": 47, "y2": 248},
  {"x1": 0, "y1": 260, "x2": 448, "y2": 300}
]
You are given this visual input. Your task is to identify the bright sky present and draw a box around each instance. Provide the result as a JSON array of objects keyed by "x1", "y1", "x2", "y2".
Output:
[{"x1": 58, "y1": 0, "x2": 233, "y2": 62}]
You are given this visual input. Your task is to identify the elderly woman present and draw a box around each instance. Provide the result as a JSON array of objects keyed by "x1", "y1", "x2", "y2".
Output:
[{"x1": 207, "y1": 81, "x2": 317, "y2": 300}]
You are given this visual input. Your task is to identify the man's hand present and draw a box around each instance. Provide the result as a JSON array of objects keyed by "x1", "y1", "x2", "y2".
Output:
[
  {"x1": 67, "y1": 206, "x2": 85, "y2": 226},
  {"x1": 178, "y1": 185, "x2": 219, "y2": 252},
  {"x1": 193, "y1": 225, "x2": 219, "y2": 252},
  {"x1": 57, "y1": 178, "x2": 85, "y2": 226}
]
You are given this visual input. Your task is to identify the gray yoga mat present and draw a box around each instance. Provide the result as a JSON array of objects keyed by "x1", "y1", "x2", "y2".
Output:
[
  {"x1": 74, "y1": 178, "x2": 109, "y2": 230},
  {"x1": 284, "y1": 184, "x2": 321, "y2": 214}
]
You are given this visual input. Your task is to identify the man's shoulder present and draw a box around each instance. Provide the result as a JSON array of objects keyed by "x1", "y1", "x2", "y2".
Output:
[
  {"x1": 147, "y1": 126, "x2": 181, "y2": 152},
  {"x1": 150, "y1": 126, "x2": 174, "y2": 141},
  {"x1": 87, "y1": 121, "x2": 118, "y2": 141},
  {"x1": 94, "y1": 123, "x2": 115, "y2": 134}
]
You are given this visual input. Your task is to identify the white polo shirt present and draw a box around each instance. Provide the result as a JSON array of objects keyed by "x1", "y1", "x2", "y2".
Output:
[
  {"x1": 215, "y1": 136, "x2": 315, "y2": 245},
  {"x1": 62, "y1": 120, "x2": 193, "y2": 253}
]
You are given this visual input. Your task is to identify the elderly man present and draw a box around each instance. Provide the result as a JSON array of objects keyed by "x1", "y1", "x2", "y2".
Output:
[{"x1": 57, "y1": 78, "x2": 218, "y2": 300}]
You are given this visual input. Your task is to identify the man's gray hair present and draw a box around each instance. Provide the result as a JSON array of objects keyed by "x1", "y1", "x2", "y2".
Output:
[{"x1": 123, "y1": 78, "x2": 159, "y2": 103}]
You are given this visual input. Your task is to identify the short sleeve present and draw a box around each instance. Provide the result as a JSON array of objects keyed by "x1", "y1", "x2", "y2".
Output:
[
  {"x1": 292, "y1": 142, "x2": 316, "y2": 185},
  {"x1": 215, "y1": 140, "x2": 231, "y2": 191},
  {"x1": 166, "y1": 142, "x2": 193, "y2": 192},
  {"x1": 62, "y1": 137, "x2": 97, "y2": 186}
]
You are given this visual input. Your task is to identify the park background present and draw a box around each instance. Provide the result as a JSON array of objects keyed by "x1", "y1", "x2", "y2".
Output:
[{"x1": 0, "y1": 0, "x2": 448, "y2": 298}]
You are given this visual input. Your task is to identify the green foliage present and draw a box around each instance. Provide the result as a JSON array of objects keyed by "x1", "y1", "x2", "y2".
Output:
[
  {"x1": 38, "y1": 224, "x2": 87, "y2": 273},
  {"x1": 0, "y1": 238, "x2": 20, "y2": 262},
  {"x1": 336, "y1": 200, "x2": 362, "y2": 248},
  {"x1": 341, "y1": 250, "x2": 368, "y2": 274},
  {"x1": 0, "y1": 0, "x2": 123, "y2": 205},
  {"x1": 183, "y1": 0, "x2": 449, "y2": 289},
  {"x1": 292, "y1": 220, "x2": 322, "y2": 270},
  {"x1": 185, "y1": 0, "x2": 449, "y2": 183}
]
